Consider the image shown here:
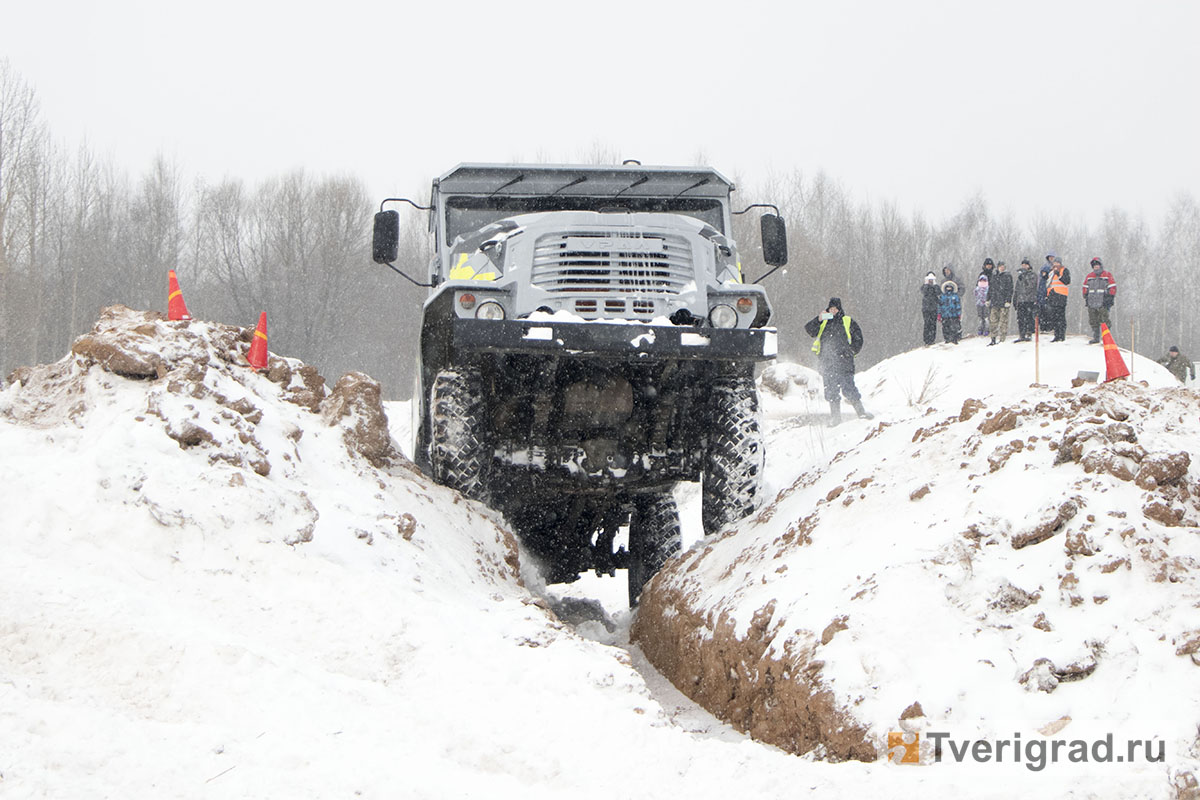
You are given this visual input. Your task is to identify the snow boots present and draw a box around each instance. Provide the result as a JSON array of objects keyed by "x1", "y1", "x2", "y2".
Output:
[
  {"x1": 830, "y1": 398, "x2": 873, "y2": 425},
  {"x1": 828, "y1": 400, "x2": 841, "y2": 427},
  {"x1": 850, "y1": 398, "x2": 874, "y2": 420}
]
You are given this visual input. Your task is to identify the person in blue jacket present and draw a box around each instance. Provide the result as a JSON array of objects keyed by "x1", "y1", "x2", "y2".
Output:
[
  {"x1": 805, "y1": 298, "x2": 872, "y2": 426},
  {"x1": 938, "y1": 280, "x2": 962, "y2": 344}
]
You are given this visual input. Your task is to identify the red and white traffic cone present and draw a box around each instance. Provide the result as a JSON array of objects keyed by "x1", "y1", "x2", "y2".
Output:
[
  {"x1": 167, "y1": 270, "x2": 191, "y2": 320},
  {"x1": 247, "y1": 312, "x2": 268, "y2": 370},
  {"x1": 1101, "y1": 323, "x2": 1130, "y2": 382}
]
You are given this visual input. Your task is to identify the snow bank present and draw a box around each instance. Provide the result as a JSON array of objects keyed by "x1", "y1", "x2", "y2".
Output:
[
  {"x1": 635, "y1": 336, "x2": 1200, "y2": 796},
  {"x1": 0, "y1": 306, "x2": 944, "y2": 799}
]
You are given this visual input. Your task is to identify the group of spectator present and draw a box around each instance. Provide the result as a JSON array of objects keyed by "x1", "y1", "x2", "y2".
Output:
[{"x1": 920, "y1": 254, "x2": 1117, "y2": 347}]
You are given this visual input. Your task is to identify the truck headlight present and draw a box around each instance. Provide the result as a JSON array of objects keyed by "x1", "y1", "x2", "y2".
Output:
[
  {"x1": 476, "y1": 301, "x2": 506, "y2": 320},
  {"x1": 709, "y1": 304, "x2": 738, "y2": 329}
]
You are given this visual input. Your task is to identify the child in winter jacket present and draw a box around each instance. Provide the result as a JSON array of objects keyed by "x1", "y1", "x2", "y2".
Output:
[
  {"x1": 974, "y1": 275, "x2": 990, "y2": 336},
  {"x1": 939, "y1": 281, "x2": 962, "y2": 344}
]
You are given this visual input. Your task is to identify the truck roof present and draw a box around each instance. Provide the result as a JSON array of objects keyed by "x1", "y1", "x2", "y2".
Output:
[{"x1": 435, "y1": 163, "x2": 735, "y2": 200}]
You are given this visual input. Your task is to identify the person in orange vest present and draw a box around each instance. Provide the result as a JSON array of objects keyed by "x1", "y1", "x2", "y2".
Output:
[
  {"x1": 805, "y1": 298, "x2": 872, "y2": 426},
  {"x1": 1045, "y1": 257, "x2": 1071, "y2": 341}
]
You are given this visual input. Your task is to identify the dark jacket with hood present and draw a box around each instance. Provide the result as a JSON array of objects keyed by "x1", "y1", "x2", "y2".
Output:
[
  {"x1": 1014, "y1": 264, "x2": 1038, "y2": 304},
  {"x1": 805, "y1": 297, "x2": 864, "y2": 371},
  {"x1": 988, "y1": 269, "x2": 1014, "y2": 305},
  {"x1": 1036, "y1": 252, "x2": 1056, "y2": 306},
  {"x1": 941, "y1": 266, "x2": 966, "y2": 296},
  {"x1": 921, "y1": 277, "x2": 940, "y2": 315}
]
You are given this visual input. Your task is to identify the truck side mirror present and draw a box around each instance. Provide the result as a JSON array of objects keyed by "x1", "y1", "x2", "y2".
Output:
[
  {"x1": 760, "y1": 214, "x2": 788, "y2": 267},
  {"x1": 373, "y1": 210, "x2": 400, "y2": 264}
]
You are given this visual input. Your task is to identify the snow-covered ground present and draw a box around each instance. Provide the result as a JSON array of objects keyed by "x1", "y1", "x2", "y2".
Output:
[
  {"x1": 636, "y1": 334, "x2": 1200, "y2": 798},
  {"x1": 2, "y1": 312, "x2": 1196, "y2": 798}
]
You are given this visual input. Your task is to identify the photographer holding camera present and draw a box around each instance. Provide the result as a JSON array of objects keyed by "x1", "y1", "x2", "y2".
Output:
[{"x1": 805, "y1": 298, "x2": 873, "y2": 426}]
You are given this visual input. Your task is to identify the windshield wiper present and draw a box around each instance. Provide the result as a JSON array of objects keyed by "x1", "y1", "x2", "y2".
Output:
[
  {"x1": 672, "y1": 177, "x2": 710, "y2": 198},
  {"x1": 488, "y1": 173, "x2": 526, "y2": 197},
  {"x1": 613, "y1": 175, "x2": 648, "y2": 198},
  {"x1": 550, "y1": 176, "x2": 587, "y2": 196}
]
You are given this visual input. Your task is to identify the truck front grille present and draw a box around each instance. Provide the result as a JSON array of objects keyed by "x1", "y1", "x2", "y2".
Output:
[{"x1": 530, "y1": 231, "x2": 694, "y2": 295}]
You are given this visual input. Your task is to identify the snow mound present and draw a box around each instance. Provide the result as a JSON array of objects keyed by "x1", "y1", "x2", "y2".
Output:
[
  {"x1": 0, "y1": 308, "x2": 630, "y2": 796},
  {"x1": 634, "y1": 337, "x2": 1200, "y2": 795},
  {"x1": 3, "y1": 306, "x2": 938, "y2": 799}
]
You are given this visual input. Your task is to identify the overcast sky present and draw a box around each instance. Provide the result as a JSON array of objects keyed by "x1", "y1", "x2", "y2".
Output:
[{"x1": 3, "y1": 0, "x2": 1197, "y2": 228}]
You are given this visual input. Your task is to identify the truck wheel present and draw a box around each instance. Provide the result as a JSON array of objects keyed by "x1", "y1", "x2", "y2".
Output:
[
  {"x1": 702, "y1": 375, "x2": 764, "y2": 538},
  {"x1": 429, "y1": 368, "x2": 490, "y2": 501},
  {"x1": 628, "y1": 491, "x2": 681, "y2": 606}
]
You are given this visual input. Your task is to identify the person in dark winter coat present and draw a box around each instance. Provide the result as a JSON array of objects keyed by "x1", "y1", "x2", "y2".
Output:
[
  {"x1": 1045, "y1": 257, "x2": 1071, "y2": 341},
  {"x1": 920, "y1": 272, "x2": 940, "y2": 345},
  {"x1": 987, "y1": 260, "x2": 1015, "y2": 344},
  {"x1": 1012, "y1": 258, "x2": 1038, "y2": 341},
  {"x1": 938, "y1": 281, "x2": 962, "y2": 344},
  {"x1": 942, "y1": 264, "x2": 966, "y2": 298},
  {"x1": 1081, "y1": 257, "x2": 1117, "y2": 343},
  {"x1": 1159, "y1": 346, "x2": 1195, "y2": 383},
  {"x1": 1036, "y1": 251, "x2": 1056, "y2": 323},
  {"x1": 805, "y1": 298, "x2": 872, "y2": 426}
]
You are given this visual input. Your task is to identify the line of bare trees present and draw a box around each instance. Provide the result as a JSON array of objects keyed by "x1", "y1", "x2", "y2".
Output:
[
  {"x1": 4, "y1": 60, "x2": 1199, "y2": 398},
  {"x1": 0, "y1": 61, "x2": 427, "y2": 397}
]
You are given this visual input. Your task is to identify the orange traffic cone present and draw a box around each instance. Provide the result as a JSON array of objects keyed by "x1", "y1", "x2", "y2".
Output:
[
  {"x1": 1101, "y1": 323, "x2": 1130, "y2": 382},
  {"x1": 167, "y1": 270, "x2": 191, "y2": 320},
  {"x1": 247, "y1": 312, "x2": 268, "y2": 370}
]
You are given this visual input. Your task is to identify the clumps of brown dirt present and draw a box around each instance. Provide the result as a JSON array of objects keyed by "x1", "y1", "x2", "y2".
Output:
[
  {"x1": 1012, "y1": 500, "x2": 1079, "y2": 549},
  {"x1": 1143, "y1": 501, "x2": 1185, "y2": 528},
  {"x1": 820, "y1": 615, "x2": 849, "y2": 645},
  {"x1": 1055, "y1": 420, "x2": 1138, "y2": 465},
  {"x1": 1019, "y1": 652, "x2": 1098, "y2": 694},
  {"x1": 988, "y1": 581, "x2": 1040, "y2": 612},
  {"x1": 958, "y1": 398, "x2": 985, "y2": 422},
  {"x1": 987, "y1": 439, "x2": 1025, "y2": 472},
  {"x1": 1173, "y1": 631, "x2": 1200, "y2": 657},
  {"x1": 631, "y1": 590, "x2": 875, "y2": 762},
  {"x1": 979, "y1": 407, "x2": 1020, "y2": 435},
  {"x1": 1053, "y1": 412, "x2": 1194, "y2": 508},
  {"x1": 397, "y1": 513, "x2": 418, "y2": 540},
  {"x1": 1136, "y1": 452, "x2": 1191, "y2": 490},
  {"x1": 268, "y1": 359, "x2": 327, "y2": 412},
  {"x1": 320, "y1": 372, "x2": 395, "y2": 466},
  {"x1": 71, "y1": 321, "x2": 170, "y2": 378},
  {"x1": 5, "y1": 306, "x2": 399, "y2": 476}
]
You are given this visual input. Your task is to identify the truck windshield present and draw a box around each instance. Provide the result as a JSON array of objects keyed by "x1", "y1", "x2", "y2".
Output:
[{"x1": 444, "y1": 196, "x2": 725, "y2": 247}]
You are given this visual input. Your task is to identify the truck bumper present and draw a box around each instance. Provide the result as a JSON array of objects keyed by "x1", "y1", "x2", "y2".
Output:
[{"x1": 451, "y1": 318, "x2": 777, "y2": 362}]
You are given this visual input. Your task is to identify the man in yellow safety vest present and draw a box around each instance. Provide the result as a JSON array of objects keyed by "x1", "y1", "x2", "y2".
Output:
[{"x1": 804, "y1": 298, "x2": 873, "y2": 426}]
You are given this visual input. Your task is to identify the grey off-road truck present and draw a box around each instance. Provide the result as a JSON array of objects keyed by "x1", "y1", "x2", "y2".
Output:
[{"x1": 372, "y1": 163, "x2": 787, "y2": 604}]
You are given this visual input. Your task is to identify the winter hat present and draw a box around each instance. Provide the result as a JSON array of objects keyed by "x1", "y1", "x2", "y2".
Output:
[
  {"x1": 1021, "y1": 257, "x2": 1031, "y2": 265},
  {"x1": 997, "y1": 260, "x2": 1006, "y2": 268},
  {"x1": 983, "y1": 258, "x2": 994, "y2": 266},
  {"x1": 925, "y1": 272, "x2": 936, "y2": 283},
  {"x1": 1091, "y1": 257, "x2": 1103, "y2": 266},
  {"x1": 1170, "y1": 346, "x2": 1180, "y2": 354},
  {"x1": 827, "y1": 297, "x2": 843, "y2": 313},
  {"x1": 978, "y1": 275, "x2": 988, "y2": 285}
]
